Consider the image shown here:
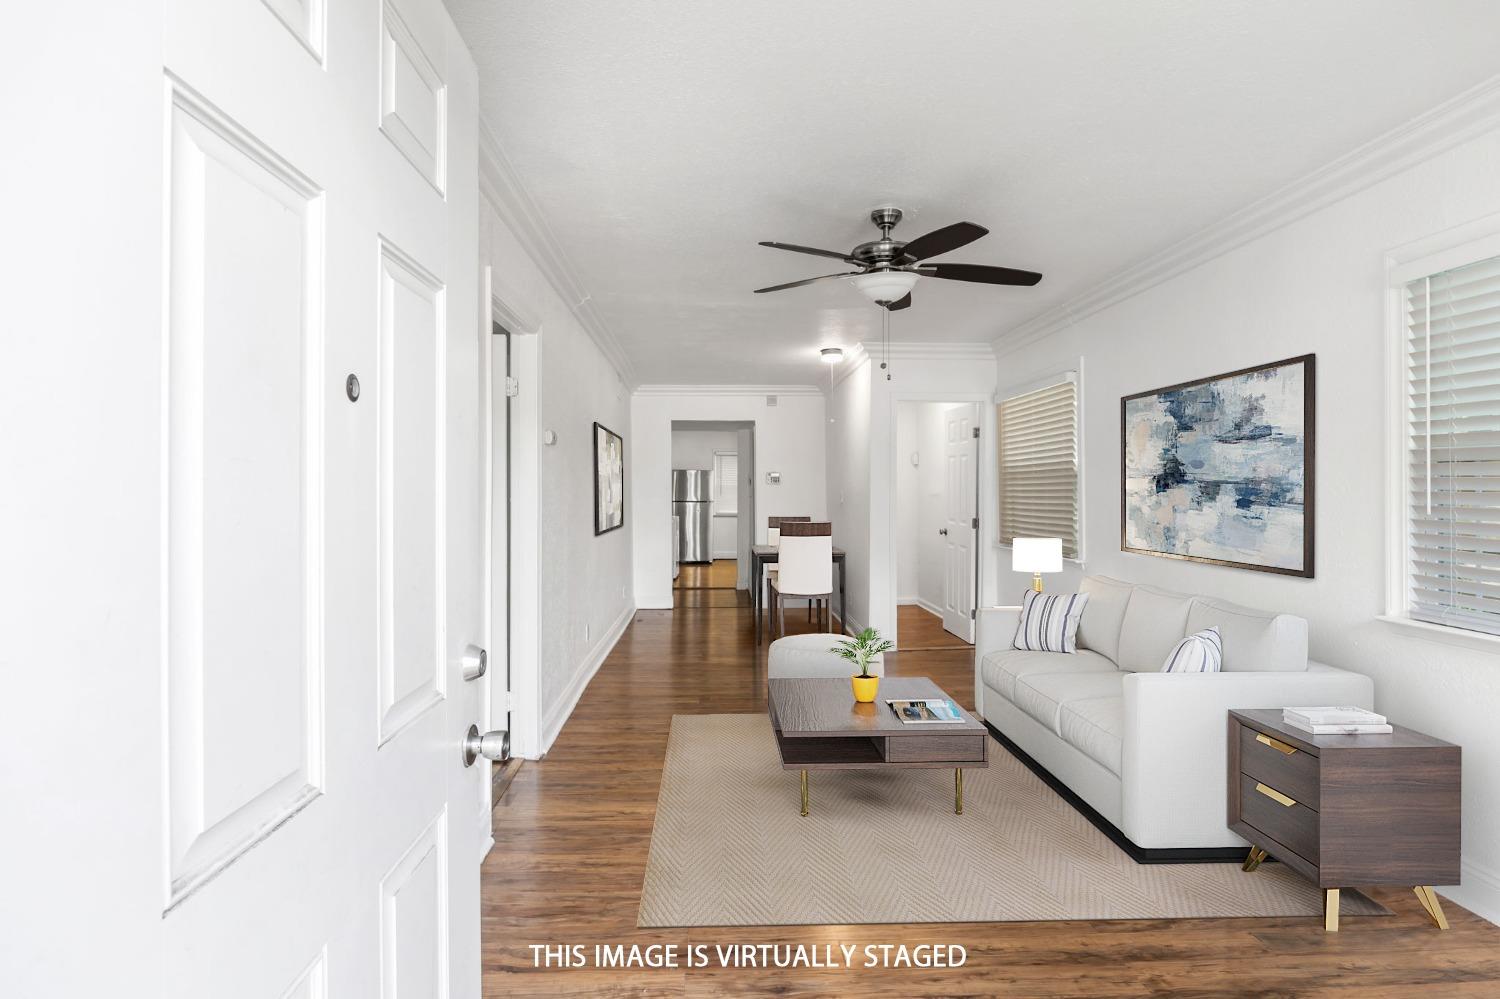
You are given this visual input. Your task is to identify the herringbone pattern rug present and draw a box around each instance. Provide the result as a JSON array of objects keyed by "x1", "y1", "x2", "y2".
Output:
[{"x1": 637, "y1": 713, "x2": 1388, "y2": 927}]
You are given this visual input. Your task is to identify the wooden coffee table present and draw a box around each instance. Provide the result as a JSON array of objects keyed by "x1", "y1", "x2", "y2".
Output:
[{"x1": 767, "y1": 676, "x2": 989, "y2": 816}]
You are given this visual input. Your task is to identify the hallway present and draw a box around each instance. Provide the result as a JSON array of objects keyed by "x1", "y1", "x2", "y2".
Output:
[{"x1": 478, "y1": 598, "x2": 1499, "y2": 997}]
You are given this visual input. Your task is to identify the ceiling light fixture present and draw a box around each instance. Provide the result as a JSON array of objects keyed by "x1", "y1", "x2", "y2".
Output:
[
  {"x1": 849, "y1": 269, "x2": 920, "y2": 305},
  {"x1": 819, "y1": 347, "x2": 844, "y2": 364}
]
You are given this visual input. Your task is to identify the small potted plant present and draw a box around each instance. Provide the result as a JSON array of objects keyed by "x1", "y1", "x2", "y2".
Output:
[{"x1": 831, "y1": 627, "x2": 894, "y2": 703}]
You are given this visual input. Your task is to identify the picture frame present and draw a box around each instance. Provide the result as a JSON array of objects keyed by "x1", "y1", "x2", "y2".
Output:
[
  {"x1": 593, "y1": 421, "x2": 625, "y2": 535},
  {"x1": 1120, "y1": 354, "x2": 1314, "y2": 576}
]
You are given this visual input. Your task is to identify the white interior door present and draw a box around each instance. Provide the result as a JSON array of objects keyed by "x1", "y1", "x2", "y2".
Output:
[
  {"x1": 942, "y1": 406, "x2": 977, "y2": 642},
  {"x1": 7, "y1": 1, "x2": 488, "y2": 996}
]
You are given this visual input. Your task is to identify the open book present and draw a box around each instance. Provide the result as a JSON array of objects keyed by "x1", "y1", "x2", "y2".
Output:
[{"x1": 887, "y1": 698, "x2": 964, "y2": 724}]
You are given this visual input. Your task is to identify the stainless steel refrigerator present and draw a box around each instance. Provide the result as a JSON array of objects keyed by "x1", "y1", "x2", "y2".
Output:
[{"x1": 671, "y1": 468, "x2": 712, "y2": 564}]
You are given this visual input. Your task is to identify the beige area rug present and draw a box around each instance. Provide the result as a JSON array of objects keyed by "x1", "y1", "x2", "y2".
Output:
[{"x1": 637, "y1": 714, "x2": 1387, "y2": 928}]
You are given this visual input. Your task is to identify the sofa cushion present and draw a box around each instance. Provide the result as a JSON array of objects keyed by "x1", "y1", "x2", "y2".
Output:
[
  {"x1": 980, "y1": 648, "x2": 1116, "y2": 702},
  {"x1": 1077, "y1": 575, "x2": 1133, "y2": 663},
  {"x1": 1186, "y1": 598, "x2": 1308, "y2": 672},
  {"x1": 1010, "y1": 671, "x2": 1126, "y2": 734},
  {"x1": 1116, "y1": 586, "x2": 1194, "y2": 671},
  {"x1": 1057, "y1": 696, "x2": 1124, "y2": 776}
]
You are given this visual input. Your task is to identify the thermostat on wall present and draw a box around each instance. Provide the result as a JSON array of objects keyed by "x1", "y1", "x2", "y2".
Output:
[
  {"x1": 542, "y1": 430, "x2": 557, "y2": 446},
  {"x1": 766, "y1": 471, "x2": 781, "y2": 485}
]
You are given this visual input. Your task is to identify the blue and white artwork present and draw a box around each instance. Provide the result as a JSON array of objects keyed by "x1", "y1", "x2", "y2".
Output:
[{"x1": 1122, "y1": 355, "x2": 1313, "y2": 576}]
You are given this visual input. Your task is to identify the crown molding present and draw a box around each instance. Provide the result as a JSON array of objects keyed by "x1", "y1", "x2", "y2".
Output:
[
  {"x1": 857, "y1": 340, "x2": 997, "y2": 362},
  {"x1": 633, "y1": 384, "x2": 824, "y2": 398},
  {"x1": 993, "y1": 72, "x2": 1500, "y2": 358},
  {"x1": 478, "y1": 123, "x2": 637, "y2": 386}
]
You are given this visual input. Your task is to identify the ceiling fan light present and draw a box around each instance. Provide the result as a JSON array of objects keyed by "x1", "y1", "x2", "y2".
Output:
[
  {"x1": 820, "y1": 347, "x2": 844, "y2": 364},
  {"x1": 850, "y1": 270, "x2": 919, "y2": 304}
]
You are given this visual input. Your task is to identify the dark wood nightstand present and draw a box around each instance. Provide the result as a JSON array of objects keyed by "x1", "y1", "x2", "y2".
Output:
[{"x1": 1228, "y1": 709, "x2": 1461, "y2": 932}]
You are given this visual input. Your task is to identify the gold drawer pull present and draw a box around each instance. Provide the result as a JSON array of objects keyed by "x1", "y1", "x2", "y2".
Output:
[
  {"x1": 1255, "y1": 782, "x2": 1297, "y2": 807},
  {"x1": 1255, "y1": 732, "x2": 1298, "y2": 755}
]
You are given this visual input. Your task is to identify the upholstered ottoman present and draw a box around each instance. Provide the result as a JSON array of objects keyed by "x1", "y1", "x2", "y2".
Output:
[{"x1": 766, "y1": 632, "x2": 884, "y2": 680}]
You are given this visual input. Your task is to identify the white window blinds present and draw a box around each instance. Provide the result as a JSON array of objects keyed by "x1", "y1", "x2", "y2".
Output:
[
  {"x1": 1406, "y1": 253, "x2": 1500, "y2": 636},
  {"x1": 997, "y1": 379, "x2": 1079, "y2": 558},
  {"x1": 713, "y1": 451, "x2": 738, "y2": 515}
]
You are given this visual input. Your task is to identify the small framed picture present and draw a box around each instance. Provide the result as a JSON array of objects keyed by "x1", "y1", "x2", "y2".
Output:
[{"x1": 594, "y1": 422, "x2": 625, "y2": 535}]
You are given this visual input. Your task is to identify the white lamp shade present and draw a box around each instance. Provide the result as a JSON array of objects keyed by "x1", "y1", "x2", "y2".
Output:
[
  {"x1": 1012, "y1": 537, "x2": 1063, "y2": 574},
  {"x1": 850, "y1": 270, "x2": 919, "y2": 303}
]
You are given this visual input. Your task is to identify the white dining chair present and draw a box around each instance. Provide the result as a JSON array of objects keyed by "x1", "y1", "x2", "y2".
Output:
[{"x1": 767, "y1": 521, "x2": 834, "y2": 638}]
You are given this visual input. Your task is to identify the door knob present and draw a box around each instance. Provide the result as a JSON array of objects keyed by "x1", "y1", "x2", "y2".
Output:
[
  {"x1": 462, "y1": 724, "x2": 510, "y2": 767},
  {"x1": 938, "y1": 528, "x2": 948, "y2": 536},
  {"x1": 461, "y1": 644, "x2": 487, "y2": 682}
]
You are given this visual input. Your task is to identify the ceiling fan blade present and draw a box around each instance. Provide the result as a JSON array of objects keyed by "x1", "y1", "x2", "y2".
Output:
[
  {"x1": 899, "y1": 221, "x2": 988, "y2": 262},
  {"x1": 753, "y1": 271, "x2": 860, "y2": 294},
  {"x1": 918, "y1": 262, "x2": 1042, "y2": 286},
  {"x1": 758, "y1": 241, "x2": 856, "y2": 263},
  {"x1": 884, "y1": 292, "x2": 912, "y2": 311}
]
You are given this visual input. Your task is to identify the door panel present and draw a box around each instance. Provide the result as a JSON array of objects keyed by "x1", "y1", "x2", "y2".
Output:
[
  {"x1": 158, "y1": 0, "x2": 483, "y2": 996},
  {"x1": 942, "y1": 407, "x2": 977, "y2": 642}
]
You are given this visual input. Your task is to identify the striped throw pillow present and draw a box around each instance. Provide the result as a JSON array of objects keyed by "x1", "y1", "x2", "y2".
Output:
[
  {"x1": 1011, "y1": 589, "x2": 1090, "y2": 653},
  {"x1": 1161, "y1": 627, "x2": 1223, "y2": 673}
]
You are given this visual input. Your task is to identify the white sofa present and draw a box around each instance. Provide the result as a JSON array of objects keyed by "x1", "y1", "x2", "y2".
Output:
[
  {"x1": 974, "y1": 575, "x2": 1373, "y2": 853},
  {"x1": 767, "y1": 632, "x2": 884, "y2": 679}
]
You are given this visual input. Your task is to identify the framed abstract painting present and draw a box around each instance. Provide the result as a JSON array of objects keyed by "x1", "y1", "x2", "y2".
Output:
[
  {"x1": 594, "y1": 422, "x2": 625, "y2": 535},
  {"x1": 1120, "y1": 354, "x2": 1314, "y2": 576}
]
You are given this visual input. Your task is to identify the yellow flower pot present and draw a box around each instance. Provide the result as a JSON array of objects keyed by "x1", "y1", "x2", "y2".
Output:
[{"x1": 851, "y1": 675, "x2": 880, "y2": 703}]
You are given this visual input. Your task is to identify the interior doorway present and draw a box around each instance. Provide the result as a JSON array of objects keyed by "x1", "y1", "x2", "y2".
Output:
[
  {"x1": 894, "y1": 401, "x2": 980, "y2": 650},
  {"x1": 669, "y1": 420, "x2": 754, "y2": 606}
]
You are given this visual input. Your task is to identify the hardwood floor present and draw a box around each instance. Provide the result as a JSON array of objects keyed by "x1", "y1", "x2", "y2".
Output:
[
  {"x1": 481, "y1": 591, "x2": 1500, "y2": 997},
  {"x1": 897, "y1": 603, "x2": 973, "y2": 651},
  {"x1": 675, "y1": 558, "x2": 739, "y2": 589}
]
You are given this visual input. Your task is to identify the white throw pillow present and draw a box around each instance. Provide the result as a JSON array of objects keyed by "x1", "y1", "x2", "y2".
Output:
[
  {"x1": 1161, "y1": 627, "x2": 1223, "y2": 673},
  {"x1": 1012, "y1": 589, "x2": 1091, "y2": 654}
]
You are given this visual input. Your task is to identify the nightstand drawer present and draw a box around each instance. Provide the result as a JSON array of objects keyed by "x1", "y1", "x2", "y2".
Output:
[
  {"x1": 1239, "y1": 775, "x2": 1319, "y2": 864},
  {"x1": 1238, "y1": 726, "x2": 1320, "y2": 810}
]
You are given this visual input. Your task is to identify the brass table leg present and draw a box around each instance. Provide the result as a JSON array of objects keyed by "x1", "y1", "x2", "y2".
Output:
[
  {"x1": 1414, "y1": 886, "x2": 1450, "y2": 930},
  {"x1": 799, "y1": 770, "x2": 808, "y2": 817},
  {"x1": 1324, "y1": 888, "x2": 1340, "y2": 932},
  {"x1": 1242, "y1": 846, "x2": 1267, "y2": 872},
  {"x1": 955, "y1": 768, "x2": 964, "y2": 815}
]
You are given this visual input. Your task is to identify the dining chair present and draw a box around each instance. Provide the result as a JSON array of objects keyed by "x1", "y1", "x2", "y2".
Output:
[
  {"x1": 762, "y1": 516, "x2": 811, "y2": 636},
  {"x1": 767, "y1": 521, "x2": 834, "y2": 638}
]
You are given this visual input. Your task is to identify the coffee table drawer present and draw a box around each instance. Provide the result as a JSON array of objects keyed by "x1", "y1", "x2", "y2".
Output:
[
  {"x1": 886, "y1": 734, "x2": 986, "y2": 763},
  {"x1": 1239, "y1": 774, "x2": 1319, "y2": 864}
]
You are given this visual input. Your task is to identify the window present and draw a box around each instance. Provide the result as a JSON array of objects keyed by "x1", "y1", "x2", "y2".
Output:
[
  {"x1": 1402, "y1": 252, "x2": 1500, "y2": 637},
  {"x1": 712, "y1": 450, "x2": 738, "y2": 516},
  {"x1": 997, "y1": 377, "x2": 1079, "y2": 558}
]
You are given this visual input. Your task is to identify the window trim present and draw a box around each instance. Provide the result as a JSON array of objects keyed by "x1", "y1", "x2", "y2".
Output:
[
  {"x1": 1383, "y1": 215, "x2": 1500, "y2": 644},
  {"x1": 993, "y1": 361, "x2": 1085, "y2": 564}
]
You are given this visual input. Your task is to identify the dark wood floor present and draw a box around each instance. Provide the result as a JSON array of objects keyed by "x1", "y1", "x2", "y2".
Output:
[
  {"x1": 674, "y1": 558, "x2": 739, "y2": 589},
  {"x1": 897, "y1": 603, "x2": 974, "y2": 651},
  {"x1": 481, "y1": 590, "x2": 1500, "y2": 997}
]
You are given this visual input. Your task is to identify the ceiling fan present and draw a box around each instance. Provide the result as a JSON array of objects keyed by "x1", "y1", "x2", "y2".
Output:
[{"x1": 753, "y1": 207, "x2": 1042, "y2": 310}]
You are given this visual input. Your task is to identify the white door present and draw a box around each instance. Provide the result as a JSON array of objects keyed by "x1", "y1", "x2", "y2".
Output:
[
  {"x1": 942, "y1": 406, "x2": 978, "y2": 642},
  {"x1": 5, "y1": 2, "x2": 485, "y2": 996}
]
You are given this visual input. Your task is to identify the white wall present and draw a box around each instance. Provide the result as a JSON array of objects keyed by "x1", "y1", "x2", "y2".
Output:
[
  {"x1": 827, "y1": 360, "x2": 873, "y2": 631},
  {"x1": 895, "y1": 403, "x2": 922, "y2": 602},
  {"x1": 481, "y1": 191, "x2": 634, "y2": 756},
  {"x1": 736, "y1": 427, "x2": 755, "y2": 588},
  {"x1": 671, "y1": 428, "x2": 740, "y2": 559},
  {"x1": 993, "y1": 122, "x2": 1500, "y2": 922},
  {"x1": 632, "y1": 390, "x2": 827, "y2": 608}
]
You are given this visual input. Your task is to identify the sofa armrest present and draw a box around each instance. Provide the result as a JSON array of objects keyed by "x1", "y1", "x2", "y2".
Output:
[
  {"x1": 1119, "y1": 666, "x2": 1374, "y2": 849},
  {"x1": 973, "y1": 607, "x2": 1020, "y2": 718}
]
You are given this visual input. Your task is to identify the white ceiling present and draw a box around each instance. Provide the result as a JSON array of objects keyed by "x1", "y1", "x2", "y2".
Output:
[{"x1": 447, "y1": 0, "x2": 1500, "y2": 385}]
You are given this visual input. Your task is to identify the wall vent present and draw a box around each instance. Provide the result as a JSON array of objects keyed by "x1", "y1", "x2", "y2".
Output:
[{"x1": 765, "y1": 395, "x2": 777, "y2": 407}]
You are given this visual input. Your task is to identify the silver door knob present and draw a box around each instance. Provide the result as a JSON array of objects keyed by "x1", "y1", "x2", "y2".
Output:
[
  {"x1": 938, "y1": 528, "x2": 948, "y2": 536},
  {"x1": 461, "y1": 644, "x2": 487, "y2": 682},
  {"x1": 462, "y1": 724, "x2": 510, "y2": 767}
]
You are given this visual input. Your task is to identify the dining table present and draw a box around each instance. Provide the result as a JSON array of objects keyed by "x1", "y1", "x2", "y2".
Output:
[{"x1": 750, "y1": 544, "x2": 847, "y2": 644}]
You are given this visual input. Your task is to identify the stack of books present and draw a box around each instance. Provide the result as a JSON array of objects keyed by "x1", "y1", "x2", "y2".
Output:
[{"x1": 1282, "y1": 706, "x2": 1392, "y2": 735}]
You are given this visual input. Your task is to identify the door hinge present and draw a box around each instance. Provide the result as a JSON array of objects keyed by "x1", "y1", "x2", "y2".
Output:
[
  {"x1": 504, "y1": 376, "x2": 520, "y2": 398},
  {"x1": 971, "y1": 426, "x2": 980, "y2": 438},
  {"x1": 971, "y1": 517, "x2": 979, "y2": 529},
  {"x1": 970, "y1": 608, "x2": 977, "y2": 619}
]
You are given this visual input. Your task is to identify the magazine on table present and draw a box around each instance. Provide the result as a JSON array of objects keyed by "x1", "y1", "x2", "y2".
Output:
[{"x1": 887, "y1": 698, "x2": 965, "y2": 724}]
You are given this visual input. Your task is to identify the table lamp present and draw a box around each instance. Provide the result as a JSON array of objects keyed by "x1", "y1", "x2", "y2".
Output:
[{"x1": 1012, "y1": 537, "x2": 1063, "y2": 592}]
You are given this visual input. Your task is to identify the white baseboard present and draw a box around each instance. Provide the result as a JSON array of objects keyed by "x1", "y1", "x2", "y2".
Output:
[
  {"x1": 1445, "y1": 856, "x2": 1500, "y2": 927},
  {"x1": 914, "y1": 596, "x2": 944, "y2": 618},
  {"x1": 897, "y1": 595, "x2": 921, "y2": 605},
  {"x1": 711, "y1": 550, "x2": 737, "y2": 560},
  {"x1": 539, "y1": 603, "x2": 634, "y2": 754}
]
